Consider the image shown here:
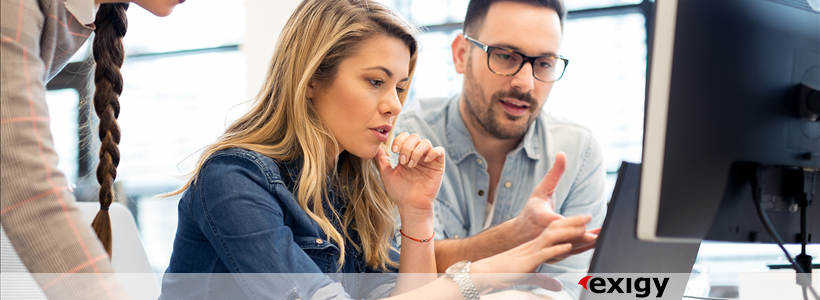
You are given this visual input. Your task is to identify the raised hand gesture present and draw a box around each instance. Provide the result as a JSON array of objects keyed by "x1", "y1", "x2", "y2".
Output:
[{"x1": 512, "y1": 152, "x2": 598, "y2": 262}]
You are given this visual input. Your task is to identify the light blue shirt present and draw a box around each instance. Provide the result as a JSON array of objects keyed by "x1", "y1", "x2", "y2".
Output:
[{"x1": 393, "y1": 95, "x2": 607, "y2": 300}]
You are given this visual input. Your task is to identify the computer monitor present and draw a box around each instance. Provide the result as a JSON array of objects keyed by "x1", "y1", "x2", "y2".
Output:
[{"x1": 637, "y1": 0, "x2": 820, "y2": 243}]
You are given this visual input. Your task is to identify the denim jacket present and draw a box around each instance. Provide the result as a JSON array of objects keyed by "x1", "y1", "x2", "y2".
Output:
[
  {"x1": 161, "y1": 148, "x2": 398, "y2": 300},
  {"x1": 393, "y1": 95, "x2": 607, "y2": 300}
]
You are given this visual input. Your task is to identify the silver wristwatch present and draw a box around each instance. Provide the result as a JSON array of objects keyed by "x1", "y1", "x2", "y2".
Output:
[{"x1": 445, "y1": 260, "x2": 480, "y2": 300}]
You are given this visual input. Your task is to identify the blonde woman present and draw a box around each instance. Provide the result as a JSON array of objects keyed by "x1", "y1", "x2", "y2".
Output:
[{"x1": 160, "y1": 0, "x2": 591, "y2": 299}]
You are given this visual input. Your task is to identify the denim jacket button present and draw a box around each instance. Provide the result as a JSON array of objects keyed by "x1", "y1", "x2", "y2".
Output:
[
  {"x1": 315, "y1": 238, "x2": 323, "y2": 245},
  {"x1": 504, "y1": 181, "x2": 512, "y2": 188},
  {"x1": 478, "y1": 190, "x2": 484, "y2": 196}
]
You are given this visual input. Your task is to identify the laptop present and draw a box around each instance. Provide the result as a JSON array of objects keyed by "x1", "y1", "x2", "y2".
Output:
[{"x1": 580, "y1": 162, "x2": 701, "y2": 300}]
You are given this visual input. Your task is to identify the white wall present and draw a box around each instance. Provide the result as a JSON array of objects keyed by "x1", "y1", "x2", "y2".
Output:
[{"x1": 242, "y1": 0, "x2": 301, "y2": 99}]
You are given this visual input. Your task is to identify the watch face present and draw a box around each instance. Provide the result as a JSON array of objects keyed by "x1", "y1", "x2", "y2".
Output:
[{"x1": 446, "y1": 260, "x2": 470, "y2": 275}]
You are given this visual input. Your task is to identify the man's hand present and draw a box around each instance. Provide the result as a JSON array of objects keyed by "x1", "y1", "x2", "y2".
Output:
[
  {"x1": 511, "y1": 151, "x2": 567, "y2": 243},
  {"x1": 434, "y1": 152, "x2": 599, "y2": 272},
  {"x1": 542, "y1": 224, "x2": 599, "y2": 264},
  {"x1": 511, "y1": 152, "x2": 599, "y2": 263}
]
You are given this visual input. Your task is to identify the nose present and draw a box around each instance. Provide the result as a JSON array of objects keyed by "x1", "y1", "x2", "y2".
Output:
[
  {"x1": 510, "y1": 61, "x2": 535, "y2": 93},
  {"x1": 379, "y1": 90, "x2": 402, "y2": 117}
]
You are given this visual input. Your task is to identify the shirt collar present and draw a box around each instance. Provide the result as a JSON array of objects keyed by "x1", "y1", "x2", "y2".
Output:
[
  {"x1": 521, "y1": 113, "x2": 542, "y2": 161},
  {"x1": 445, "y1": 94, "x2": 542, "y2": 164},
  {"x1": 64, "y1": 0, "x2": 100, "y2": 27},
  {"x1": 445, "y1": 94, "x2": 479, "y2": 164}
]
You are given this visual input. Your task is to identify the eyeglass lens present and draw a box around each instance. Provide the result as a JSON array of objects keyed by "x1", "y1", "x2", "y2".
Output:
[{"x1": 488, "y1": 49, "x2": 565, "y2": 81}]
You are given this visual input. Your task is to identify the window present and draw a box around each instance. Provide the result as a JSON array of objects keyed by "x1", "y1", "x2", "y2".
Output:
[
  {"x1": 45, "y1": 89, "x2": 80, "y2": 185},
  {"x1": 47, "y1": 0, "x2": 248, "y2": 272}
]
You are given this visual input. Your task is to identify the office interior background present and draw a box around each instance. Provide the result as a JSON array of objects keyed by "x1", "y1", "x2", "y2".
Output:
[{"x1": 42, "y1": 0, "x2": 816, "y2": 296}]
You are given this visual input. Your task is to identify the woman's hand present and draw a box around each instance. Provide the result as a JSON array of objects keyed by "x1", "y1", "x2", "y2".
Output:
[
  {"x1": 375, "y1": 132, "x2": 445, "y2": 213},
  {"x1": 468, "y1": 215, "x2": 592, "y2": 293}
]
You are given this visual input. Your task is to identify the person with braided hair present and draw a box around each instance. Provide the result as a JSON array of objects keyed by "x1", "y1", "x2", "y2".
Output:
[{"x1": 1, "y1": 0, "x2": 181, "y2": 299}]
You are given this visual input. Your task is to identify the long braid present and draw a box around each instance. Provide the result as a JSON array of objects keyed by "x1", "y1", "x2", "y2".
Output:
[{"x1": 90, "y1": 3, "x2": 128, "y2": 258}]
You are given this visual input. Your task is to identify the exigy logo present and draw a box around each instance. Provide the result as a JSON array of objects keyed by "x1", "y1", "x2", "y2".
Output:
[{"x1": 578, "y1": 276, "x2": 669, "y2": 298}]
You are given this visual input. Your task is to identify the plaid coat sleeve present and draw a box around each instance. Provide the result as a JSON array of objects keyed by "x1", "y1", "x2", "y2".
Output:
[{"x1": 1, "y1": 0, "x2": 130, "y2": 299}]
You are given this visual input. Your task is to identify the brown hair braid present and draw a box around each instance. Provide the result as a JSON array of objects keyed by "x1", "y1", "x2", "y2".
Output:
[{"x1": 90, "y1": 3, "x2": 128, "y2": 258}]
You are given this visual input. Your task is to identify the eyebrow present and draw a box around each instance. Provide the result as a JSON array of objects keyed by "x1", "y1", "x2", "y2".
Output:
[
  {"x1": 365, "y1": 66, "x2": 410, "y2": 81},
  {"x1": 493, "y1": 43, "x2": 557, "y2": 57}
]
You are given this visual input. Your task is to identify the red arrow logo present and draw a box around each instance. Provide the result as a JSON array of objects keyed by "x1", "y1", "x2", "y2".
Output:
[{"x1": 578, "y1": 276, "x2": 593, "y2": 290}]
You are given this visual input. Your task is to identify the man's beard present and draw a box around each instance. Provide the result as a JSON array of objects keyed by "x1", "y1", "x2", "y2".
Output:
[{"x1": 462, "y1": 63, "x2": 540, "y2": 140}]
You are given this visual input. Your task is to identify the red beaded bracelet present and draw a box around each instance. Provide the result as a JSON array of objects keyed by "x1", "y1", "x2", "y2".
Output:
[{"x1": 399, "y1": 229, "x2": 435, "y2": 243}]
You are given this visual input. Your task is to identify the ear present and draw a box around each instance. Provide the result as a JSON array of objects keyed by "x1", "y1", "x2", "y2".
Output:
[{"x1": 452, "y1": 34, "x2": 469, "y2": 75}]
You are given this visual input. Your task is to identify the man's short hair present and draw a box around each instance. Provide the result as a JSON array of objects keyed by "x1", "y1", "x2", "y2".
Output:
[{"x1": 462, "y1": 0, "x2": 567, "y2": 37}]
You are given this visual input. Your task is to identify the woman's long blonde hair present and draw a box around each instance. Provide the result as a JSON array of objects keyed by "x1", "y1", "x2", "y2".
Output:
[{"x1": 168, "y1": 0, "x2": 419, "y2": 270}]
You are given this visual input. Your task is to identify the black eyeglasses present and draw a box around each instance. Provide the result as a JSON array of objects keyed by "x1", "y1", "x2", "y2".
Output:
[{"x1": 464, "y1": 35, "x2": 569, "y2": 83}]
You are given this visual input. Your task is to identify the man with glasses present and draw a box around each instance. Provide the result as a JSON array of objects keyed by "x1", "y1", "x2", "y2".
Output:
[{"x1": 393, "y1": 1, "x2": 604, "y2": 299}]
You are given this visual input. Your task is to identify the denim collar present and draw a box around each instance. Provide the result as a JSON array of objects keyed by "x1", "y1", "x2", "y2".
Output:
[
  {"x1": 278, "y1": 152, "x2": 348, "y2": 180},
  {"x1": 279, "y1": 157, "x2": 303, "y2": 185},
  {"x1": 278, "y1": 154, "x2": 350, "y2": 208},
  {"x1": 445, "y1": 94, "x2": 542, "y2": 164}
]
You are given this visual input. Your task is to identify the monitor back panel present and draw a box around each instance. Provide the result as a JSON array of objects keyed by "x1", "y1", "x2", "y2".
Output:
[{"x1": 582, "y1": 162, "x2": 700, "y2": 300}]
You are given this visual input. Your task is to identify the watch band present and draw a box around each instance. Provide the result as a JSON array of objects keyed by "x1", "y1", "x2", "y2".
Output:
[
  {"x1": 446, "y1": 261, "x2": 480, "y2": 300},
  {"x1": 451, "y1": 271, "x2": 480, "y2": 300}
]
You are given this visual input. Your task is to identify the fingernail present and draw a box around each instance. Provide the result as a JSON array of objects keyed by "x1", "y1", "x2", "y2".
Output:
[
  {"x1": 392, "y1": 145, "x2": 398, "y2": 152},
  {"x1": 400, "y1": 155, "x2": 407, "y2": 165},
  {"x1": 424, "y1": 155, "x2": 431, "y2": 163},
  {"x1": 408, "y1": 160, "x2": 415, "y2": 168}
]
